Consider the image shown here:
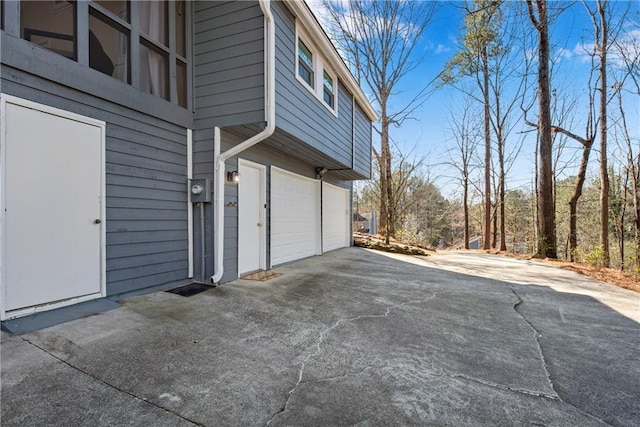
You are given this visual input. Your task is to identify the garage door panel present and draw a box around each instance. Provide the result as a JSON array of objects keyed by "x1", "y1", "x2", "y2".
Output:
[
  {"x1": 271, "y1": 167, "x2": 320, "y2": 266},
  {"x1": 322, "y1": 183, "x2": 350, "y2": 252}
]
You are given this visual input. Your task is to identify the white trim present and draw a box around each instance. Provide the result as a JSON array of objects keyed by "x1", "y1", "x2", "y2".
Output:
[
  {"x1": 295, "y1": 24, "x2": 338, "y2": 117},
  {"x1": 0, "y1": 95, "x2": 8, "y2": 319},
  {"x1": 0, "y1": 94, "x2": 107, "y2": 320},
  {"x1": 287, "y1": 1, "x2": 378, "y2": 122},
  {"x1": 3, "y1": 294, "x2": 105, "y2": 321},
  {"x1": 295, "y1": 31, "x2": 315, "y2": 92},
  {"x1": 238, "y1": 159, "x2": 267, "y2": 277},
  {"x1": 187, "y1": 128, "x2": 194, "y2": 278}
]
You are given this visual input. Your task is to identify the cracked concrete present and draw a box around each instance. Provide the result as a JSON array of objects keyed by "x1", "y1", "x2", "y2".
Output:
[
  {"x1": 510, "y1": 288, "x2": 559, "y2": 400},
  {"x1": 265, "y1": 292, "x2": 443, "y2": 425},
  {"x1": 2, "y1": 248, "x2": 639, "y2": 426}
]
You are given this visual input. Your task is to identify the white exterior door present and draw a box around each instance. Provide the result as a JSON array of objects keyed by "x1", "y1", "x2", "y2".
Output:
[
  {"x1": 270, "y1": 167, "x2": 320, "y2": 266},
  {"x1": 238, "y1": 160, "x2": 266, "y2": 275},
  {"x1": 1, "y1": 96, "x2": 105, "y2": 318},
  {"x1": 322, "y1": 182, "x2": 351, "y2": 252}
]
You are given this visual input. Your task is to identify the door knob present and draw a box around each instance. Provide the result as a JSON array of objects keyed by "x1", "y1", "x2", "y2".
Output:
[
  {"x1": 257, "y1": 222, "x2": 262, "y2": 227},
  {"x1": 94, "y1": 219, "x2": 102, "y2": 224}
]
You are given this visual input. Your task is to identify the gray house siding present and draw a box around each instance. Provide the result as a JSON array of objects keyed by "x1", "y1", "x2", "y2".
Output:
[
  {"x1": 192, "y1": 0, "x2": 266, "y2": 283},
  {"x1": 272, "y1": 2, "x2": 350, "y2": 166},
  {"x1": 272, "y1": 1, "x2": 372, "y2": 178},
  {"x1": 194, "y1": 1, "x2": 265, "y2": 129},
  {"x1": 354, "y1": 101, "x2": 372, "y2": 178},
  {"x1": 1, "y1": 37, "x2": 191, "y2": 296}
]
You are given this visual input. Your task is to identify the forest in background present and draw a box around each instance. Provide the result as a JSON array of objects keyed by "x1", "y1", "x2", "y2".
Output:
[{"x1": 319, "y1": 0, "x2": 639, "y2": 273}]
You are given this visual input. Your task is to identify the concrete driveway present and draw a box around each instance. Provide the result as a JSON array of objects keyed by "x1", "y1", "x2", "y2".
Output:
[{"x1": 2, "y1": 248, "x2": 639, "y2": 426}]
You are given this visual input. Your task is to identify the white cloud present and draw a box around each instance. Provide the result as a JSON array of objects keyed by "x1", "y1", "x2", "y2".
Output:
[{"x1": 435, "y1": 44, "x2": 451, "y2": 54}]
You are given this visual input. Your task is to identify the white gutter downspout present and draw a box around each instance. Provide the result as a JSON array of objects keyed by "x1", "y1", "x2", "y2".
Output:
[{"x1": 210, "y1": 0, "x2": 275, "y2": 284}]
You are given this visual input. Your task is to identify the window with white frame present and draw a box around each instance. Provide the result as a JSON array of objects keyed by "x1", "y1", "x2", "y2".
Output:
[
  {"x1": 322, "y1": 70, "x2": 334, "y2": 108},
  {"x1": 297, "y1": 38, "x2": 314, "y2": 88},
  {"x1": 296, "y1": 27, "x2": 338, "y2": 115}
]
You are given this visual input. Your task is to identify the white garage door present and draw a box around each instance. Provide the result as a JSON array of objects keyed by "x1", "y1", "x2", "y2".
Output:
[
  {"x1": 271, "y1": 167, "x2": 320, "y2": 266},
  {"x1": 322, "y1": 182, "x2": 350, "y2": 252}
]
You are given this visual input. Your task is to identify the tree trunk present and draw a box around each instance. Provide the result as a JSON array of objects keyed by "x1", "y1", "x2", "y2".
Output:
[
  {"x1": 528, "y1": 0, "x2": 557, "y2": 258},
  {"x1": 598, "y1": 0, "x2": 610, "y2": 267},
  {"x1": 492, "y1": 202, "x2": 498, "y2": 249},
  {"x1": 463, "y1": 171, "x2": 470, "y2": 249},
  {"x1": 568, "y1": 141, "x2": 594, "y2": 261},
  {"x1": 482, "y1": 48, "x2": 491, "y2": 250},
  {"x1": 498, "y1": 145, "x2": 506, "y2": 251},
  {"x1": 379, "y1": 100, "x2": 393, "y2": 244}
]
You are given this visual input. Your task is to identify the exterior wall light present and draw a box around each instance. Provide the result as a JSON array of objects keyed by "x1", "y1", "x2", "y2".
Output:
[{"x1": 227, "y1": 170, "x2": 240, "y2": 183}]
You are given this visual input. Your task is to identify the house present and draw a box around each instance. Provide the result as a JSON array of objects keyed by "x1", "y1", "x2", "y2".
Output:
[{"x1": 0, "y1": 0, "x2": 376, "y2": 321}]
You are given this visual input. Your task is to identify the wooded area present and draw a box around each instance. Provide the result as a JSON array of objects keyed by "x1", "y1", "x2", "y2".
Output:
[{"x1": 323, "y1": 0, "x2": 639, "y2": 273}]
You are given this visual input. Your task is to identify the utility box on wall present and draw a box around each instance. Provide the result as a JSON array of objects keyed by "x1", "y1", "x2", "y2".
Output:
[{"x1": 190, "y1": 179, "x2": 212, "y2": 203}]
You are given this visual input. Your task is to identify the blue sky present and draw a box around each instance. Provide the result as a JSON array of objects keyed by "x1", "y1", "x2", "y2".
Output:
[{"x1": 310, "y1": 1, "x2": 640, "y2": 198}]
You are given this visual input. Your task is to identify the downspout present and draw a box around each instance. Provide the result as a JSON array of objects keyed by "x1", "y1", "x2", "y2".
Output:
[{"x1": 210, "y1": 0, "x2": 276, "y2": 284}]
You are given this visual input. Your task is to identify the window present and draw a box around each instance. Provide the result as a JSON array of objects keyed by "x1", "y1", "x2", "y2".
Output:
[
  {"x1": 297, "y1": 38, "x2": 314, "y2": 88},
  {"x1": 323, "y1": 71, "x2": 334, "y2": 108},
  {"x1": 18, "y1": 0, "x2": 189, "y2": 108},
  {"x1": 296, "y1": 28, "x2": 338, "y2": 115},
  {"x1": 21, "y1": 1, "x2": 76, "y2": 60},
  {"x1": 94, "y1": 0, "x2": 128, "y2": 22},
  {"x1": 89, "y1": 7, "x2": 129, "y2": 83}
]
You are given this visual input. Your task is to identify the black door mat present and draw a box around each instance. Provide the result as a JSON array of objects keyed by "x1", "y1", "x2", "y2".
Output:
[{"x1": 165, "y1": 283, "x2": 215, "y2": 297}]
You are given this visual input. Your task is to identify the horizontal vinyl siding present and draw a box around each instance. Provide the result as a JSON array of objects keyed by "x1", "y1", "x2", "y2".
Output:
[
  {"x1": 354, "y1": 101, "x2": 372, "y2": 177},
  {"x1": 1, "y1": 66, "x2": 190, "y2": 296},
  {"x1": 194, "y1": 1, "x2": 264, "y2": 128},
  {"x1": 273, "y1": 1, "x2": 352, "y2": 167},
  {"x1": 223, "y1": 156, "x2": 239, "y2": 283}
]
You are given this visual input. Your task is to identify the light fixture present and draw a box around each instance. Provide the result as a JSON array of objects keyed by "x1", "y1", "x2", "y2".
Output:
[
  {"x1": 316, "y1": 167, "x2": 328, "y2": 176},
  {"x1": 226, "y1": 170, "x2": 240, "y2": 183}
]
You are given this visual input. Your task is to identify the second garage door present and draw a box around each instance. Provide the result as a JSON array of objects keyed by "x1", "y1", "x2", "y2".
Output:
[
  {"x1": 322, "y1": 182, "x2": 350, "y2": 252},
  {"x1": 271, "y1": 167, "x2": 321, "y2": 266}
]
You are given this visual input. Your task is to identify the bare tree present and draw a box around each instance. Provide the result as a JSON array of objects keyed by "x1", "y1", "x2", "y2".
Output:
[
  {"x1": 611, "y1": 12, "x2": 640, "y2": 268},
  {"x1": 446, "y1": 97, "x2": 481, "y2": 249},
  {"x1": 441, "y1": 0, "x2": 503, "y2": 251},
  {"x1": 584, "y1": 0, "x2": 612, "y2": 266},
  {"x1": 525, "y1": 0, "x2": 557, "y2": 258},
  {"x1": 323, "y1": 0, "x2": 439, "y2": 244},
  {"x1": 613, "y1": 81, "x2": 639, "y2": 268}
]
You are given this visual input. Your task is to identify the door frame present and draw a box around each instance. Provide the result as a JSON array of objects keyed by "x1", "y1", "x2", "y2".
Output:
[
  {"x1": 0, "y1": 94, "x2": 107, "y2": 320},
  {"x1": 237, "y1": 158, "x2": 267, "y2": 277}
]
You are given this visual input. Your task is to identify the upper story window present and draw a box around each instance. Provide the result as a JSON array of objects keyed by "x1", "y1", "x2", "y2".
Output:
[
  {"x1": 18, "y1": 0, "x2": 188, "y2": 108},
  {"x1": 323, "y1": 71, "x2": 334, "y2": 108},
  {"x1": 297, "y1": 38, "x2": 314, "y2": 88},
  {"x1": 295, "y1": 27, "x2": 338, "y2": 116}
]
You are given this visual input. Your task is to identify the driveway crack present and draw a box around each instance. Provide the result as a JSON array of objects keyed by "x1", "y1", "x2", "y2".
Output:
[
  {"x1": 264, "y1": 292, "x2": 443, "y2": 426},
  {"x1": 508, "y1": 289, "x2": 615, "y2": 427},
  {"x1": 451, "y1": 372, "x2": 559, "y2": 400},
  {"x1": 21, "y1": 337, "x2": 202, "y2": 426},
  {"x1": 509, "y1": 288, "x2": 559, "y2": 400}
]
